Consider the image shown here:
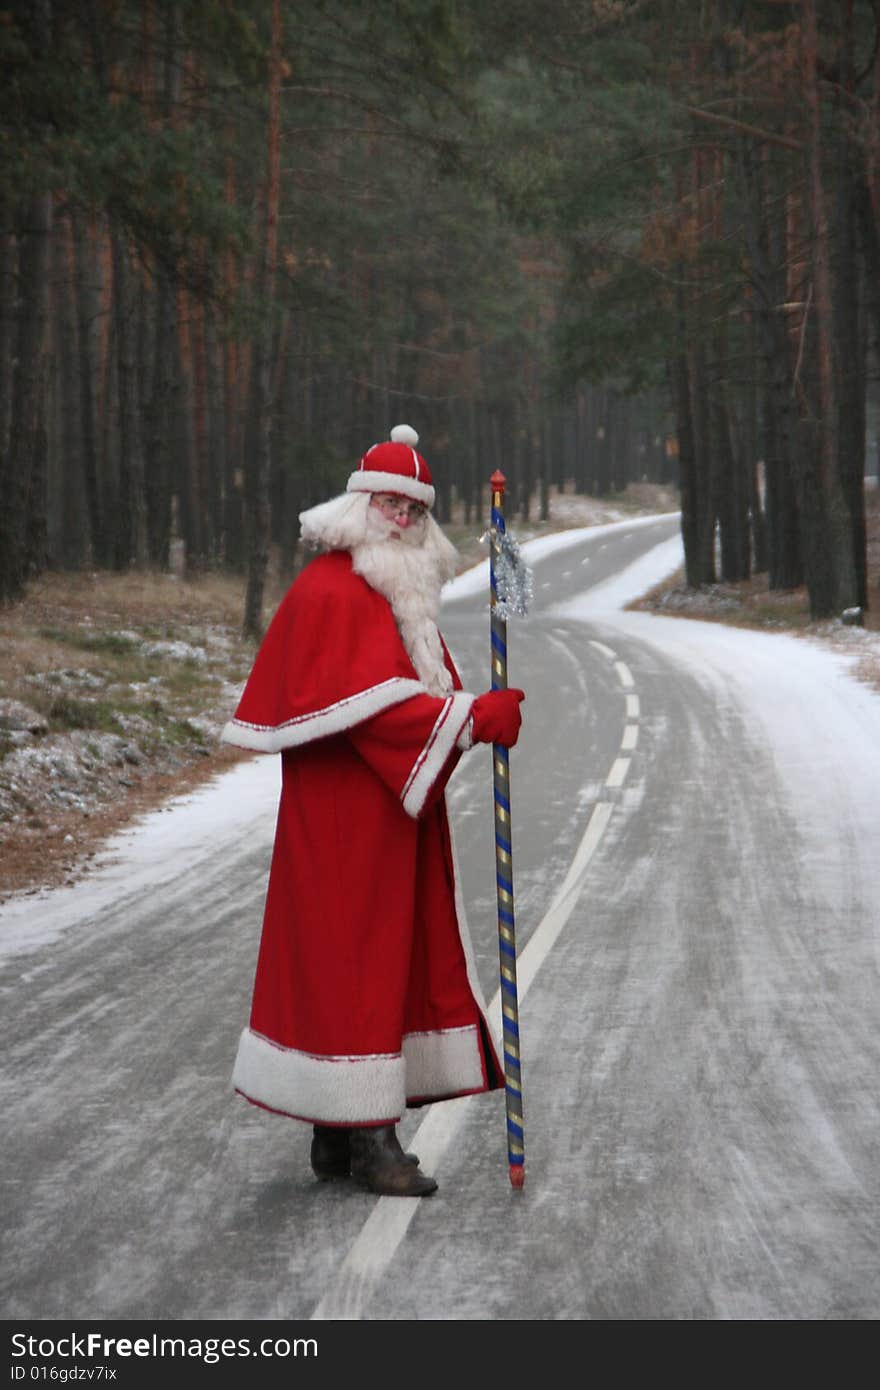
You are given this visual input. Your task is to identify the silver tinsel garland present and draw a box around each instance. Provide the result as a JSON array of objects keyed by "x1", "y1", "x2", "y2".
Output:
[{"x1": 481, "y1": 526, "x2": 533, "y2": 619}]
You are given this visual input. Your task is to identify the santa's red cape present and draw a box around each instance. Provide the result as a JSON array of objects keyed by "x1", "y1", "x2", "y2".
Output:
[{"x1": 222, "y1": 550, "x2": 503, "y2": 1124}]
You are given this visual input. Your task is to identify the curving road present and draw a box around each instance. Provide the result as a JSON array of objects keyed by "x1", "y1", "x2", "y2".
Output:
[{"x1": 2, "y1": 511, "x2": 879, "y2": 1322}]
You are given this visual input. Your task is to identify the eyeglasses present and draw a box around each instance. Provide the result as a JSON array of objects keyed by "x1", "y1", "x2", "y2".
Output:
[{"x1": 371, "y1": 494, "x2": 428, "y2": 522}]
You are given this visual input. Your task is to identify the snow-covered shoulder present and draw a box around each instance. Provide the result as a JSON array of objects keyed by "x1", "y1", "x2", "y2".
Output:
[
  {"x1": 442, "y1": 511, "x2": 681, "y2": 605},
  {"x1": 0, "y1": 755, "x2": 281, "y2": 964}
]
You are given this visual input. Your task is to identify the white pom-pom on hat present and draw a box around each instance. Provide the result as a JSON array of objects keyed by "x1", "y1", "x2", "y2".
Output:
[
  {"x1": 390, "y1": 423, "x2": 419, "y2": 447},
  {"x1": 347, "y1": 422, "x2": 434, "y2": 507}
]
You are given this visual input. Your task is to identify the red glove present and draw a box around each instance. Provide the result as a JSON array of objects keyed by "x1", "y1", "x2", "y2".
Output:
[{"x1": 470, "y1": 688, "x2": 525, "y2": 748}]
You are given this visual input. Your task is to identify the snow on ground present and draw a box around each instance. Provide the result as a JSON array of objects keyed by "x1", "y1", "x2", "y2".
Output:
[
  {"x1": 0, "y1": 754, "x2": 280, "y2": 964},
  {"x1": 594, "y1": 603, "x2": 880, "y2": 851},
  {"x1": 442, "y1": 512, "x2": 679, "y2": 603}
]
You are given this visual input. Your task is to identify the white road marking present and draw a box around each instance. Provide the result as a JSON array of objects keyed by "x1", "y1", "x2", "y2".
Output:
[
  {"x1": 621, "y1": 724, "x2": 639, "y2": 751},
  {"x1": 614, "y1": 661, "x2": 634, "y2": 688},
  {"x1": 606, "y1": 757, "x2": 630, "y2": 787},
  {"x1": 626, "y1": 694, "x2": 640, "y2": 719},
  {"x1": 589, "y1": 640, "x2": 617, "y2": 661}
]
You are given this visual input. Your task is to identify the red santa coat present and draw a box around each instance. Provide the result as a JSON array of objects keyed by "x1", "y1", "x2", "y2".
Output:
[{"x1": 223, "y1": 549, "x2": 503, "y2": 1125}]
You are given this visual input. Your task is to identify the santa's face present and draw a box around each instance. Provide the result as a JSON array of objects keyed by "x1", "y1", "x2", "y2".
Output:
[{"x1": 368, "y1": 493, "x2": 429, "y2": 546}]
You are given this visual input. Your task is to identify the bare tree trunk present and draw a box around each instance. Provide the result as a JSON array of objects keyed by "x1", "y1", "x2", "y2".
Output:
[
  {"x1": 785, "y1": 167, "x2": 830, "y2": 611},
  {"x1": 802, "y1": 0, "x2": 856, "y2": 616},
  {"x1": 243, "y1": 0, "x2": 283, "y2": 639},
  {"x1": 574, "y1": 389, "x2": 589, "y2": 493},
  {"x1": 736, "y1": 138, "x2": 802, "y2": 588},
  {"x1": 0, "y1": 188, "x2": 53, "y2": 600},
  {"x1": 204, "y1": 300, "x2": 225, "y2": 565},
  {"x1": 610, "y1": 396, "x2": 624, "y2": 492},
  {"x1": 143, "y1": 260, "x2": 176, "y2": 568},
  {"x1": 143, "y1": 0, "x2": 183, "y2": 570},
  {"x1": 176, "y1": 285, "x2": 203, "y2": 574},
  {"x1": 538, "y1": 419, "x2": 550, "y2": 522},
  {"x1": 857, "y1": 9, "x2": 880, "y2": 372},
  {"x1": 690, "y1": 340, "x2": 717, "y2": 585},
  {"x1": 670, "y1": 285, "x2": 703, "y2": 589},
  {"x1": 0, "y1": 221, "x2": 15, "y2": 458},
  {"x1": 111, "y1": 229, "x2": 148, "y2": 569},
  {"x1": 593, "y1": 386, "x2": 611, "y2": 497},
  {"x1": 0, "y1": 1, "x2": 53, "y2": 599},
  {"x1": 714, "y1": 385, "x2": 749, "y2": 582},
  {"x1": 54, "y1": 214, "x2": 89, "y2": 568},
  {"x1": 835, "y1": 0, "x2": 867, "y2": 609},
  {"x1": 743, "y1": 316, "x2": 767, "y2": 575},
  {"x1": 70, "y1": 208, "x2": 107, "y2": 564},
  {"x1": 222, "y1": 267, "x2": 244, "y2": 567}
]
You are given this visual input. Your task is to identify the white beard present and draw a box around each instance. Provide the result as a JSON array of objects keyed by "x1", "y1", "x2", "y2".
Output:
[{"x1": 299, "y1": 492, "x2": 459, "y2": 698}]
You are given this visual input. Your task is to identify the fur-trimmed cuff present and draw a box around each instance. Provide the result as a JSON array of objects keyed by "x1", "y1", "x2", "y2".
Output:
[
  {"x1": 456, "y1": 713, "x2": 474, "y2": 751},
  {"x1": 401, "y1": 690, "x2": 475, "y2": 818},
  {"x1": 221, "y1": 677, "x2": 424, "y2": 753},
  {"x1": 232, "y1": 1028, "x2": 406, "y2": 1124}
]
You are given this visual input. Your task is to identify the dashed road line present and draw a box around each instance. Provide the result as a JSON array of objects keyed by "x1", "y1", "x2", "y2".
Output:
[
  {"x1": 588, "y1": 639, "x2": 616, "y2": 661},
  {"x1": 621, "y1": 724, "x2": 639, "y2": 752},
  {"x1": 606, "y1": 756, "x2": 630, "y2": 788}
]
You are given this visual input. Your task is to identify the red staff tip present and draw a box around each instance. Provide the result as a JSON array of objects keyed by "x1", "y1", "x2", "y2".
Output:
[
  {"x1": 490, "y1": 470, "x2": 507, "y2": 497},
  {"x1": 509, "y1": 1164, "x2": 525, "y2": 1189}
]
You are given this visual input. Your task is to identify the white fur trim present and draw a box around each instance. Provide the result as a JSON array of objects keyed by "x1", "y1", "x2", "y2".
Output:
[
  {"x1": 233, "y1": 1027, "x2": 406, "y2": 1124},
  {"x1": 456, "y1": 714, "x2": 474, "y2": 751},
  {"x1": 221, "y1": 677, "x2": 424, "y2": 753},
  {"x1": 347, "y1": 469, "x2": 435, "y2": 508},
  {"x1": 401, "y1": 690, "x2": 475, "y2": 818},
  {"x1": 402, "y1": 1024, "x2": 487, "y2": 1100},
  {"x1": 233, "y1": 1022, "x2": 490, "y2": 1119}
]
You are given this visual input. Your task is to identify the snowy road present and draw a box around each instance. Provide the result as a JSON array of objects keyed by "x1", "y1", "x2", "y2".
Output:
[{"x1": 3, "y1": 513, "x2": 880, "y2": 1321}]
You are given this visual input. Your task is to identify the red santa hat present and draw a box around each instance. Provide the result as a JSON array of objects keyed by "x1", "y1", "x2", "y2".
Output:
[{"x1": 347, "y1": 424, "x2": 435, "y2": 509}]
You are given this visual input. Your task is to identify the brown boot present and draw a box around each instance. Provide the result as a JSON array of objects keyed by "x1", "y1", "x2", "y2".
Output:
[
  {"x1": 310, "y1": 1125, "x2": 352, "y2": 1180},
  {"x1": 311, "y1": 1124, "x2": 420, "y2": 1180},
  {"x1": 349, "y1": 1125, "x2": 438, "y2": 1197}
]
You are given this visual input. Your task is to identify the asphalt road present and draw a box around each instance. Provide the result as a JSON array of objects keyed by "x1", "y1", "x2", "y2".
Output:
[{"x1": 3, "y1": 512, "x2": 879, "y2": 1323}]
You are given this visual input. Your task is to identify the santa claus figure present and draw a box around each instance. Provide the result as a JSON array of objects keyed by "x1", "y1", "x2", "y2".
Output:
[{"x1": 223, "y1": 425, "x2": 525, "y2": 1197}]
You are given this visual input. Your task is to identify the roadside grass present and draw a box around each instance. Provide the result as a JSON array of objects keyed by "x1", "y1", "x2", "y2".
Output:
[
  {"x1": 38, "y1": 628, "x2": 142, "y2": 657},
  {"x1": 43, "y1": 694, "x2": 125, "y2": 735},
  {"x1": 0, "y1": 568, "x2": 265, "y2": 899},
  {"x1": 634, "y1": 571, "x2": 825, "y2": 630},
  {"x1": 2, "y1": 601, "x2": 253, "y2": 762}
]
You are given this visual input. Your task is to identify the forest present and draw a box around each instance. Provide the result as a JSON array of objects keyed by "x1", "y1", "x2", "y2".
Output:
[{"x1": 2, "y1": 0, "x2": 878, "y2": 632}]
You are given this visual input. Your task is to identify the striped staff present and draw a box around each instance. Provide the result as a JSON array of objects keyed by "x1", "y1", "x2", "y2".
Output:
[{"x1": 488, "y1": 470, "x2": 525, "y2": 1189}]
